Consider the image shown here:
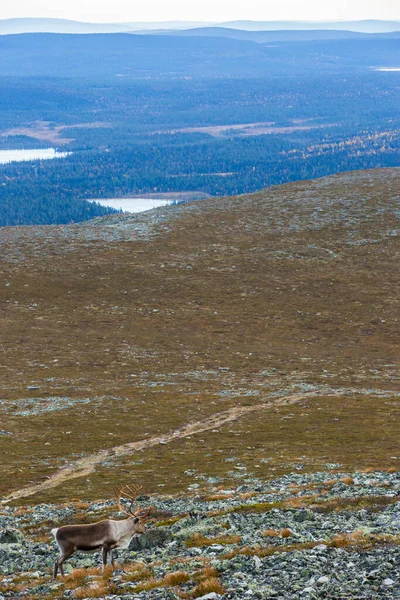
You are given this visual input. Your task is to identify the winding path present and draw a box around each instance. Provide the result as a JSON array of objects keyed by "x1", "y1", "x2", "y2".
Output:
[{"x1": 4, "y1": 388, "x2": 393, "y2": 503}]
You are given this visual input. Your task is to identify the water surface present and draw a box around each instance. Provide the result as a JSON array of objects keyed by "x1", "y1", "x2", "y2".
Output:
[
  {"x1": 372, "y1": 67, "x2": 400, "y2": 72},
  {"x1": 0, "y1": 148, "x2": 70, "y2": 164},
  {"x1": 91, "y1": 198, "x2": 174, "y2": 213}
]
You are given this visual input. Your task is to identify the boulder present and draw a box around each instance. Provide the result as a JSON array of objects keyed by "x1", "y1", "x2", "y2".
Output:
[
  {"x1": 0, "y1": 528, "x2": 24, "y2": 544},
  {"x1": 129, "y1": 528, "x2": 172, "y2": 550}
]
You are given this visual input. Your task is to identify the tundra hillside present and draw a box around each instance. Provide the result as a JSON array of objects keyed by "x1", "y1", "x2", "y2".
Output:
[{"x1": 0, "y1": 167, "x2": 398, "y2": 505}]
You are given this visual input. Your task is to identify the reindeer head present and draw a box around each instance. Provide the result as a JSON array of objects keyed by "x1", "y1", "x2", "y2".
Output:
[
  {"x1": 131, "y1": 516, "x2": 146, "y2": 534},
  {"x1": 115, "y1": 484, "x2": 148, "y2": 533}
]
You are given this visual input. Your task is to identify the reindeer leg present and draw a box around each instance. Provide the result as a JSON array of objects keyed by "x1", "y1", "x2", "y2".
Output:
[
  {"x1": 102, "y1": 546, "x2": 109, "y2": 571},
  {"x1": 59, "y1": 561, "x2": 65, "y2": 578},
  {"x1": 109, "y1": 549, "x2": 116, "y2": 569},
  {"x1": 54, "y1": 547, "x2": 74, "y2": 579}
]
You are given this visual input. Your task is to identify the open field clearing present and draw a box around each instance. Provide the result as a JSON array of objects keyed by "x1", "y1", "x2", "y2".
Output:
[
  {"x1": 1, "y1": 121, "x2": 109, "y2": 146},
  {"x1": 159, "y1": 121, "x2": 336, "y2": 137}
]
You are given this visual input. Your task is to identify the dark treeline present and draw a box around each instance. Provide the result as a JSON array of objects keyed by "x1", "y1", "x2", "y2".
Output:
[
  {"x1": 0, "y1": 32, "x2": 399, "y2": 225},
  {"x1": 0, "y1": 33, "x2": 399, "y2": 78},
  {"x1": 0, "y1": 73, "x2": 399, "y2": 133},
  {"x1": 1, "y1": 128, "x2": 399, "y2": 226}
]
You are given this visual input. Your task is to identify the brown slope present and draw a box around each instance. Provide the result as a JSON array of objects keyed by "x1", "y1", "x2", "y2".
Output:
[{"x1": 0, "y1": 168, "x2": 399, "y2": 503}]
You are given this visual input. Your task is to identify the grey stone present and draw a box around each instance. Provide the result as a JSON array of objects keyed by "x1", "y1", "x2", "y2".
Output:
[
  {"x1": 0, "y1": 529, "x2": 24, "y2": 544},
  {"x1": 1, "y1": 468, "x2": 400, "y2": 598},
  {"x1": 129, "y1": 528, "x2": 172, "y2": 550}
]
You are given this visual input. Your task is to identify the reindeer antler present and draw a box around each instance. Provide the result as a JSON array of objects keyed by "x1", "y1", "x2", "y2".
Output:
[{"x1": 115, "y1": 484, "x2": 143, "y2": 516}]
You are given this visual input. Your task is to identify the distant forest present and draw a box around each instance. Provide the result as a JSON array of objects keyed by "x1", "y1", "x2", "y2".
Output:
[{"x1": 0, "y1": 32, "x2": 399, "y2": 225}]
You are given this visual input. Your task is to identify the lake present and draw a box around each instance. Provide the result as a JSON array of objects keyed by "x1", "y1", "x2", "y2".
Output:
[
  {"x1": 372, "y1": 67, "x2": 400, "y2": 72},
  {"x1": 0, "y1": 148, "x2": 70, "y2": 164},
  {"x1": 90, "y1": 198, "x2": 174, "y2": 213}
]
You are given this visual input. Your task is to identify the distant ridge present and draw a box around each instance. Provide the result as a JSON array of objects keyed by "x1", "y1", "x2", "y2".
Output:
[
  {"x1": 146, "y1": 27, "x2": 387, "y2": 43},
  {"x1": 0, "y1": 32, "x2": 399, "y2": 78},
  {"x1": 0, "y1": 17, "x2": 399, "y2": 35},
  {"x1": 0, "y1": 18, "x2": 129, "y2": 34},
  {"x1": 0, "y1": 18, "x2": 211, "y2": 35},
  {"x1": 219, "y1": 19, "x2": 400, "y2": 33}
]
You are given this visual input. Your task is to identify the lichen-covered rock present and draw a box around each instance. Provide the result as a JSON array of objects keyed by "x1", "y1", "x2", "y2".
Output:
[
  {"x1": 129, "y1": 527, "x2": 172, "y2": 550},
  {"x1": 0, "y1": 470, "x2": 399, "y2": 597},
  {"x1": 0, "y1": 528, "x2": 24, "y2": 544}
]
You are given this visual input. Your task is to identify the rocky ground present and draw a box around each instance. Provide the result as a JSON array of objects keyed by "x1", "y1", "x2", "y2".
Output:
[{"x1": 1, "y1": 469, "x2": 399, "y2": 599}]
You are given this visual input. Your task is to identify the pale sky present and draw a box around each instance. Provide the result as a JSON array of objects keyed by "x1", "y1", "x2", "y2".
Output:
[{"x1": 1, "y1": 0, "x2": 399, "y2": 23}]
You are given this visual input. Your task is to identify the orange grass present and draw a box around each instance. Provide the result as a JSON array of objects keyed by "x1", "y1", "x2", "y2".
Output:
[
  {"x1": 264, "y1": 528, "x2": 292, "y2": 538},
  {"x1": 203, "y1": 493, "x2": 234, "y2": 501},
  {"x1": 186, "y1": 533, "x2": 241, "y2": 547},
  {"x1": 132, "y1": 578, "x2": 161, "y2": 593},
  {"x1": 222, "y1": 530, "x2": 400, "y2": 559},
  {"x1": 123, "y1": 567, "x2": 153, "y2": 583},
  {"x1": 190, "y1": 577, "x2": 226, "y2": 598},
  {"x1": 194, "y1": 566, "x2": 219, "y2": 581},
  {"x1": 340, "y1": 477, "x2": 355, "y2": 485},
  {"x1": 74, "y1": 582, "x2": 118, "y2": 599},
  {"x1": 162, "y1": 571, "x2": 192, "y2": 586}
]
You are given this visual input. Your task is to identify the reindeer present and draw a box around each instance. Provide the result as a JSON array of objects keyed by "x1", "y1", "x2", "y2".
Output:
[{"x1": 52, "y1": 484, "x2": 147, "y2": 578}]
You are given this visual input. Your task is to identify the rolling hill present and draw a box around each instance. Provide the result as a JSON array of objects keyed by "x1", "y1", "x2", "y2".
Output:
[
  {"x1": 148, "y1": 26, "x2": 371, "y2": 42},
  {"x1": 0, "y1": 18, "x2": 211, "y2": 35},
  {"x1": 0, "y1": 32, "x2": 399, "y2": 79},
  {"x1": 1, "y1": 17, "x2": 399, "y2": 35},
  {"x1": 220, "y1": 19, "x2": 400, "y2": 32},
  {"x1": 1, "y1": 168, "x2": 398, "y2": 504}
]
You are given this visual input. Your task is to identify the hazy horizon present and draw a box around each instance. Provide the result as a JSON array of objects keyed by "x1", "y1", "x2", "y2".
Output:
[
  {"x1": 1, "y1": 16, "x2": 400, "y2": 25},
  {"x1": 1, "y1": 0, "x2": 399, "y2": 25}
]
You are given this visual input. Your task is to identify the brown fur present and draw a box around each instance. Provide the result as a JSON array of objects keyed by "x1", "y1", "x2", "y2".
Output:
[{"x1": 52, "y1": 517, "x2": 145, "y2": 578}]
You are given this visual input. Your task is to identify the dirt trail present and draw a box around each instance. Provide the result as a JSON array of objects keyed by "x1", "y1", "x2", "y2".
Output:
[
  {"x1": 2, "y1": 391, "x2": 332, "y2": 503},
  {"x1": 8, "y1": 387, "x2": 399, "y2": 503}
]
